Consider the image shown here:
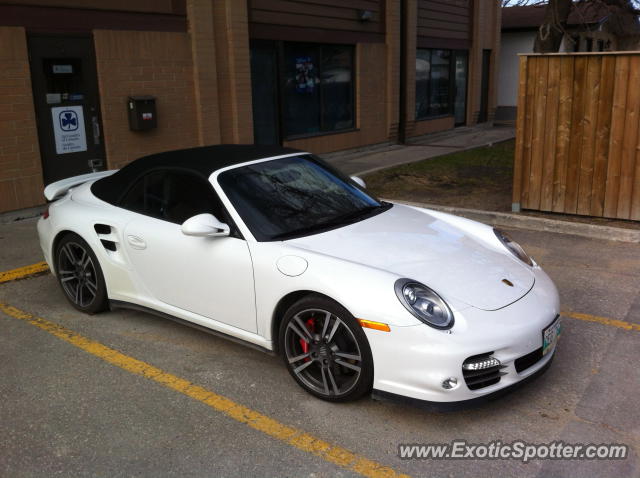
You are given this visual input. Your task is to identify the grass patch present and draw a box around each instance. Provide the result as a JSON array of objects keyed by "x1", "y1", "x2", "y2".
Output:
[{"x1": 363, "y1": 140, "x2": 515, "y2": 211}]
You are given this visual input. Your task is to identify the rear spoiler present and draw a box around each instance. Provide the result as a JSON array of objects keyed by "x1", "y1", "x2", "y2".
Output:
[{"x1": 44, "y1": 170, "x2": 117, "y2": 201}]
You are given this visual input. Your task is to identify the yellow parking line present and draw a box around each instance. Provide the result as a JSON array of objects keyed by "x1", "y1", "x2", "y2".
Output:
[
  {"x1": 563, "y1": 310, "x2": 640, "y2": 332},
  {"x1": 0, "y1": 301, "x2": 410, "y2": 478},
  {"x1": 0, "y1": 261, "x2": 49, "y2": 284}
]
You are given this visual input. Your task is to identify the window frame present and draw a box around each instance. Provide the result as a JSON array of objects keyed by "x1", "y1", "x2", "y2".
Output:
[{"x1": 280, "y1": 41, "x2": 356, "y2": 140}]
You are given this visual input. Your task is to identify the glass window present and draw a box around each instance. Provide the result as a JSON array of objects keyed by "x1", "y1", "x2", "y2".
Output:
[
  {"x1": 454, "y1": 50, "x2": 468, "y2": 125},
  {"x1": 283, "y1": 43, "x2": 354, "y2": 138},
  {"x1": 415, "y1": 49, "x2": 465, "y2": 120},
  {"x1": 120, "y1": 171, "x2": 168, "y2": 220},
  {"x1": 429, "y1": 50, "x2": 451, "y2": 116},
  {"x1": 415, "y1": 49, "x2": 431, "y2": 119},
  {"x1": 119, "y1": 170, "x2": 224, "y2": 224},
  {"x1": 283, "y1": 44, "x2": 321, "y2": 137},
  {"x1": 164, "y1": 172, "x2": 224, "y2": 225},
  {"x1": 321, "y1": 45, "x2": 354, "y2": 132},
  {"x1": 218, "y1": 155, "x2": 389, "y2": 241}
]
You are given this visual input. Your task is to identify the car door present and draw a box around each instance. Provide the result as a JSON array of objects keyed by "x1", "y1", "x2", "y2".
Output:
[{"x1": 121, "y1": 169, "x2": 257, "y2": 333}]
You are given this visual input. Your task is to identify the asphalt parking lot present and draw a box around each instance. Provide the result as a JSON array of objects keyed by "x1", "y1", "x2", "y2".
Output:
[{"x1": 1, "y1": 217, "x2": 638, "y2": 478}]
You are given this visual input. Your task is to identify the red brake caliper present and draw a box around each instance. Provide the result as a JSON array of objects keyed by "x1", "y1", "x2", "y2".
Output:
[{"x1": 300, "y1": 317, "x2": 315, "y2": 360}]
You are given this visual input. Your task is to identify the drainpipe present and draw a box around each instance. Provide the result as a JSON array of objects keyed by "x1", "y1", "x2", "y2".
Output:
[{"x1": 398, "y1": 0, "x2": 407, "y2": 145}]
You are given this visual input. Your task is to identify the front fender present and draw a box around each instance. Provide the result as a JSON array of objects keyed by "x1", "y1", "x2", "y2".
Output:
[{"x1": 249, "y1": 241, "x2": 452, "y2": 341}]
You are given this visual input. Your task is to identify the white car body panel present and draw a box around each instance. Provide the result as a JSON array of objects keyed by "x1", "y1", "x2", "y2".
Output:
[
  {"x1": 122, "y1": 212, "x2": 257, "y2": 332},
  {"x1": 365, "y1": 266, "x2": 559, "y2": 402},
  {"x1": 38, "y1": 153, "x2": 561, "y2": 405},
  {"x1": 285, "y1": 205, "x2": 534, "y2": 311}
]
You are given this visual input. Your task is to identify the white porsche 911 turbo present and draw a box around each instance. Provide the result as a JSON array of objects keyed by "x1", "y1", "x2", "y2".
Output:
[{"x1": 37, "y1": 145, "x2": 561, "y2": 408}]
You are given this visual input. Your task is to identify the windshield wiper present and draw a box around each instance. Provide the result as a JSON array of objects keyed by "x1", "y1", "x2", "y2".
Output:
[{"x1": 269, "y1": 203, "x2": 392, "y2": 241}]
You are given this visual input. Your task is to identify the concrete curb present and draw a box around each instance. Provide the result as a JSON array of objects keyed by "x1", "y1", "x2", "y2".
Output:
[
  {"x1": 390, "y1": 200, "x2": 640, "y2": 244},
  {"x1": 352, "y1": 138, "x2": 513, "y2": 177},
  {"x1": 0, "y1": 205, "x2": 45, "y2": 224}
]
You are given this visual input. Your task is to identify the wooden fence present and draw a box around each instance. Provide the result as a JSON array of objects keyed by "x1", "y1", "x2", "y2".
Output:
[{"x1": 513, "y1": 52, "x2": 640, "y2": 220}]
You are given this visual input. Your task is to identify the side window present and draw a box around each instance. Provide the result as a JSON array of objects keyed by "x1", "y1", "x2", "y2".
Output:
[
  {"x1": 164, "y1": 172, "x2": 224, "y2": 224},
  {"x1": 119, "y1": 171, "x2": 168, "y2": 220},
  {"x1": 119, "y1": 170, "x2": 224, "y2": 225}
]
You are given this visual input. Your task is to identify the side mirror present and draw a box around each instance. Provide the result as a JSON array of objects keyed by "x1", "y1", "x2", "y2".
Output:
[
  {"x1": 181, "y1": 213, "x2": 230, "y2": 237},
  {"x1": 350, "y1": 176, "x2": 366, "y2": 189}
]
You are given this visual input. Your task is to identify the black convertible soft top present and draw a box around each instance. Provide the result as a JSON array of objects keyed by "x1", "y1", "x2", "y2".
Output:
[{"x1": 92, "y1": 144, "x2": 303, "y2": 205}]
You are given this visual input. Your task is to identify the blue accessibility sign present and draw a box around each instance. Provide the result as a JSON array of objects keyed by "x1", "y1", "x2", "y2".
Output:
[{"x1": 59, "y1": 110, "x2": 79, "y2": 131}]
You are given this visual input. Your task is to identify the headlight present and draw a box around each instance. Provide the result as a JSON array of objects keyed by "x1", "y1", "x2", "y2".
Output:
[
  {"x1": 394, "y1": 279, "x2": 454, "y2": 329},
  {"x1": 494, "y1": 228, "x2": 533, "y2": 266}
]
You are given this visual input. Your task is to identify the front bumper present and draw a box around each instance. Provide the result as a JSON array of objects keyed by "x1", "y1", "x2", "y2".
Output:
[
  {"x1": 372, "y1": 353, "x2": 554, "y2": 411},
  {"x1": 364, "y1": 266, "x2": 560, "y2": 405}
]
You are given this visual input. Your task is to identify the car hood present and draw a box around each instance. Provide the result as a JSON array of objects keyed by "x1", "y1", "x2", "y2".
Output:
[{"x1": 286, "y1": 204, "x2": 534, "y2": 311}]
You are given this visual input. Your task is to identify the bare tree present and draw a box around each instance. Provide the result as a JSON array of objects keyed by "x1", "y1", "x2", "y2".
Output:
[
  {"x1": 600, "y1": 0, "x2": 640, "y2": 49},
  {"x1": 533, "y1": 0, "x2": 573, "y2": 52},
  {"x1": 502, "y1": 0, "x2": 640, "y2": 53}
]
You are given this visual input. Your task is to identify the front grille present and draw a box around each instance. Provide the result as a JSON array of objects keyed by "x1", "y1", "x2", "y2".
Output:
[
  {"x1": 462, "y1": 352, "x2": 507, "y2": 390},
  {"x1": 514, "y1": 347, "x2": 543, "y2": 373}
]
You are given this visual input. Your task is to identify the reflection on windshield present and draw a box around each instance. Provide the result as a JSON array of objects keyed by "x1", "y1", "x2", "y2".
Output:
[{"x1": 218, "y1": 155, "x2": 390, "y2": 241}]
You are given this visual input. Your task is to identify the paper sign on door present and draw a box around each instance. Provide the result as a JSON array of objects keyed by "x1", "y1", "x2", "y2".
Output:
[{"x1": 51, "y1": 105, "x2": 87, "y2": 155}]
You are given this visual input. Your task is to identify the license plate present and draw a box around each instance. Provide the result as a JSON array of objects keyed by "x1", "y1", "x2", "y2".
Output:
[{"x1": 542, "y1": 317, "x2": 562, "y2": 355}]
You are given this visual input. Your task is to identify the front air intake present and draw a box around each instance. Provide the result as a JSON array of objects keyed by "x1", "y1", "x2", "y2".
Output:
[
  {"x1": 514, "y1": 347, "x2": 544, "y2": 373},
  {"x1": 462, "y1": 352, "x2": 507, "y2": 390}
]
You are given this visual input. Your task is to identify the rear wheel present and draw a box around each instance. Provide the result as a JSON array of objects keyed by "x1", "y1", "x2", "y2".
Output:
[
  {"x1": 279, "y1": 295, "x2": 373, "y2": 402},
  {"x1": 55, "y1": 233, "x2": 108, "y2": 314}
]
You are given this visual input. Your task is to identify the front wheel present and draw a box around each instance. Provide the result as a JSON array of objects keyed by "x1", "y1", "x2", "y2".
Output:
[
  {"x1": 55, "y1": 233, "x2": 108, "y2": 314},
  {"x1": 279, "y1": 295, "x2": 373, "y2": 402}
]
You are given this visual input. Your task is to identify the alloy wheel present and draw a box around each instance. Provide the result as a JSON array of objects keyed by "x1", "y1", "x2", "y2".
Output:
[
  {"x1": 58, "y1": 241, "x2": 99, "y2": 308},
  {"x1": 284, "y1": 308, "x2": 363, "y2": 398}
]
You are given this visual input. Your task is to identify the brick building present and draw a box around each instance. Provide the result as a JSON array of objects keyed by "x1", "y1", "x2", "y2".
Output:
[{"x1": 0, "y1": 0, "x2": 501, "y2": 214}]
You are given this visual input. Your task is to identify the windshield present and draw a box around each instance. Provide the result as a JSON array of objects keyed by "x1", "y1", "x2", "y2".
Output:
[{"x1": 217, "y1": 155, "x2": 391, "y2": 241}]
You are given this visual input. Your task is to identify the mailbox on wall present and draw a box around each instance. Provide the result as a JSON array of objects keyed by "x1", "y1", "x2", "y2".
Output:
[{"x1": 127, "y1": 96, "x2": 157, "y2": 131}]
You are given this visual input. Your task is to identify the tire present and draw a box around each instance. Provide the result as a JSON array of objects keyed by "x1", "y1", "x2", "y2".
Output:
[
  {"x1": 279, "y1": 295, "x2": 373, "y2": 402},
  {"x1": 55, "y1": 232, "x2": 109, "y2": 314}
]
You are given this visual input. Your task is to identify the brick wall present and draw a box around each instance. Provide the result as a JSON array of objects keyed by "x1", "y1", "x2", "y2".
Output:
[
  {"x1": 0, "y1": 27, "x2": 44, "y2": 213},
  {"x1": 187, "y1": 0, "x2": 221, "y2": 146},
  {"x1": 385, "y1": 0, "x2": 400, "y2": 141},
  {"x1": 213, "y1": 0, "x2": 253, "y2": 144},
  {"x1": 468, "y1": 0, "x2": 501, "y2": 125},
  {"x1": 93, "y1": 29, "x2": 199, "y2": 169},
  {"x1": 404, "y1": 0, "x2": 418, "y2": 138}
]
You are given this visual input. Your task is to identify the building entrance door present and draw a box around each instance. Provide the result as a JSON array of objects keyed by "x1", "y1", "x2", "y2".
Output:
[
  {"x1": 478, "y1": 49, "x2": 491, "y2": 124},
  {"x1": 28, "y1": 35, "x2": 105, "y2": 185}
]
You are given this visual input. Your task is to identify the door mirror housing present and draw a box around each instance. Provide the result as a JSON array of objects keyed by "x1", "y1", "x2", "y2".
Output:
[
  {"x1": 350, "y1": 176, "x2": 366, "y2": 189},
  {"x1": 181, "y1": 213, "x2": 230, "y2": 237}
]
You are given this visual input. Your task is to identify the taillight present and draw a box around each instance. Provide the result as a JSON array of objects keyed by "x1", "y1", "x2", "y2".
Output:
[{"x1": 42, "y1": 206, "x2": 50, "y2": 219}]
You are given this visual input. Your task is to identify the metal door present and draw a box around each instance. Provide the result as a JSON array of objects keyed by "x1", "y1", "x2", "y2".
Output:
[{"x1": 28, "y1": 35, "x2": 105, "y2": 185}]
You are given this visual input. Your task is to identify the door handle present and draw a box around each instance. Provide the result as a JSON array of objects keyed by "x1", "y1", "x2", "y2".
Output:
[
  {"x1": 127, "y1": 235, "x2": 147, "y2": 250},
  {"x1": 92, "y1": 116, "x2": 101, "y2": 145},
  {"x1": 88, "y1": 158, "x2": 103, "y2": 172}
]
